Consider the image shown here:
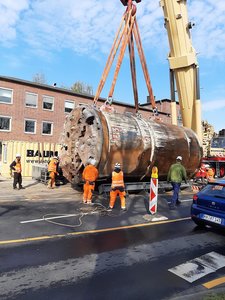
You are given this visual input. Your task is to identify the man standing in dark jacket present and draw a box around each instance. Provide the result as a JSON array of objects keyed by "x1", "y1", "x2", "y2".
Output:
[
  {"x1": 10, "y1": 154, "x2": 25, "y2": 190},
  {"x1": 167, "y1": 156, "x2": 187, "y2": 209}
]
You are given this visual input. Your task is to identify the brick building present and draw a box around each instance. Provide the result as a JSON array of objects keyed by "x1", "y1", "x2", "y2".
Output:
[{"x1": 0, "y1": 75, "x2": 179, "y2": 176}]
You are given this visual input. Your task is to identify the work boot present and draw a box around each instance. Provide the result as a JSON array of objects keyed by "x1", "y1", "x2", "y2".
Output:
[
  {"x1": 83, "y1": 199, "x2": 87, "y2": 204},
  {"x1": 107, "y1": 206, "x2": 113, "y2": 211},
  {"x1": 19, "y1": 186, "x2": 25, "y2": 190},
  {"x1": 87, "y1": 200, "x2": 92, "y2": 204},
  {"x1": 121, "y1": 207, "x2": 127, "y2": 211},
  {"x1": 176, "y1": 200, "x2": 181, "y2": 206}
]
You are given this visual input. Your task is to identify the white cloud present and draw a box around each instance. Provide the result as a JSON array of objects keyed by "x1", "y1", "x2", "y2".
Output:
[
  {"x1": 1, "y1": 0, "x2": 225, "y2": 60},
  {"x1": 0, "y1": 0, "x2": 29, "y2": 45},
  {"x1": 202, "y1": 99, "x2": 225, "y2": 112},
  {"x1": 189, "y1": 0, "x2": 225, "y2": 59}
]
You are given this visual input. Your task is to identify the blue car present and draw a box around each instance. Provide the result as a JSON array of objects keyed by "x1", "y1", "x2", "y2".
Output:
[{"x1": 191, "y1": 179, "x2": 225, "y2": 228}]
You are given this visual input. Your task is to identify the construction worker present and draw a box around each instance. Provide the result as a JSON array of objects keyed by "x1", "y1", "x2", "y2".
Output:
[
  {"x1": 167, "y1": 156, "x2": 187, "y2": 209},
  {"x1": 10, "y1": 153, "x2": 25, "y2": 190},
  {"x1": 47, "y1": 156, "x2": 59, "y2": 189},
  {"x1": 108, "y1": 163, "x2": 126, "y2": 211},
  {"x1": 205, "y1": 164, "x2": 215, "y2": 181},
  {"x1": 82, "y1": 158, "x2": 99, "y2": 204},
  {"x1": 195, "y1": 163, "x2": 207, "y2": 182}
]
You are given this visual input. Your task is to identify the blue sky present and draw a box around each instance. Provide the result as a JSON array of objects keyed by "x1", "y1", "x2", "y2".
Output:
[{"x1": 0, "y1": 0, "x2": 225, "y2": 133}]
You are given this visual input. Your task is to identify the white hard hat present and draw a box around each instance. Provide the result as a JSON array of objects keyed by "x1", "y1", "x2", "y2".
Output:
[
  {"x1": 88, "y1": 158, "x2": 97, "y2": 166},
  {"x1": 114, "y1": 162, "x2": 121, "y2": 168},
  {"x1": 16, "y1": 153, "x2": 21, "y2": 158},
  {"x1": 204, "y1": 164, "x2": 210, "y2": 168},
  {"x1": 176, "y1": 156, "x2": 182, "y2": 161}
]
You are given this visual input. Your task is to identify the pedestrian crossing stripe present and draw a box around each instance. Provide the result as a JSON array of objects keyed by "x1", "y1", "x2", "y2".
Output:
[{"x1": 168, "y1": 252, "x2": 225, "y2": 283}]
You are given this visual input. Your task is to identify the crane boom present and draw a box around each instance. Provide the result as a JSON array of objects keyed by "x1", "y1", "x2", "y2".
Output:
[{"x1": 160, "y1": 0, "x2": 202, "y2": 143}]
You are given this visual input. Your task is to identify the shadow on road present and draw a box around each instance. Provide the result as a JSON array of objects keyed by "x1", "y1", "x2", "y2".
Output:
[{"x1": 0, "y1": 204, "x2": 23, "y2": 217}]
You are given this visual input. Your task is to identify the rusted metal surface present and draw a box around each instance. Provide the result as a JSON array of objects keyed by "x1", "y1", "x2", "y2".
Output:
[{"x1": 59, "y1": 106, "x2": 202, "y2": 184}]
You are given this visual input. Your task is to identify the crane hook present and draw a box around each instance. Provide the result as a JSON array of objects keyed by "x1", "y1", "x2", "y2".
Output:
[
  {"x1": 121, "y1": 0, "x2": 139, "y2": 16},
  {"x1": 120, "y1": 0, "x2": 141, "y2": 5}
]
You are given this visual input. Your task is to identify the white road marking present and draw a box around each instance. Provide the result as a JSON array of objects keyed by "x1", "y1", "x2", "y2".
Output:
[
  {"x1": 20, "y1": 211, "x2": 99, "y2": 224},
  {"x1": 180, "y1": 199, "x2": 193, "y2": 202},
  {"x1": 151, "y1": 216, "x2": 168, "y2": 222},
  {"x1": 169, "y1": 252, "x2": 225, "y2": 283}
]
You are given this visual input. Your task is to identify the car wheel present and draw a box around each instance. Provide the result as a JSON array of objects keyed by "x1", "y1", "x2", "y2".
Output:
[{"x1": 192, "y1": 218, "x2": 206, "y2": 228}]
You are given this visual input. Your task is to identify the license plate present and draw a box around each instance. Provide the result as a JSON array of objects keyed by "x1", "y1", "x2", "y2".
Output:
[{"x1": 202, "y1": 214, "x2": 222, "y2": 224}]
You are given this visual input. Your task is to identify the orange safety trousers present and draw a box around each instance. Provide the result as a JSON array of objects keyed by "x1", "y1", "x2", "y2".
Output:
[
  {"x1": 83, "y1": 181, "x2": 95, "y2": 203},
  {"x1": 48, "y1": 171, "x2": 56, "y2": 188},
  {"x1": 109, "y1": 190, "x2": 126, "y2": 209}
]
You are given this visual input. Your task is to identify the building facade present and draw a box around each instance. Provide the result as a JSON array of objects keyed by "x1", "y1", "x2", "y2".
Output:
[{"x1": 0, "y1": 75, "x2": 176, "y2": 177}]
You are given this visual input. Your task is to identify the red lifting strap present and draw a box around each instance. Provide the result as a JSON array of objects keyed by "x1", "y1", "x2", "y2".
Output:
[{"x1": 94, "y1": 0, "x2": 156, "y2": 113}]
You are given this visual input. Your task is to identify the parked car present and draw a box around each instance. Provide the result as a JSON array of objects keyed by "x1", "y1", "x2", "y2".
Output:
[{"x1": 191, "y1": 179, "x2": 225, "y2": 228}]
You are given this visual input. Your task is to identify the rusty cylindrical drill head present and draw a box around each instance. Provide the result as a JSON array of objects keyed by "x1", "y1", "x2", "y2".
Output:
[{"x1": 59, "y1": 106, "x2": 202, "y2": 185}]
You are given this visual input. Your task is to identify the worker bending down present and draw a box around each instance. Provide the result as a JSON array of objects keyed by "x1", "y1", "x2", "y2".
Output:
[
  {"x1": 82, "y1": 159, "x2": 99, "y2": 204},
  {"x1": 47, "y1": 156, "x2": 59, "y2": 189},
  {"x1": 108, "y1": 163, "x2": 126, "y2": 211}
]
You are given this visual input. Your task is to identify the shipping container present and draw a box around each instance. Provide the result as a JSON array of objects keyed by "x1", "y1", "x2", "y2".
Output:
[{"x1": 0, "y1": 140, "x2": 60, "y2": 178}]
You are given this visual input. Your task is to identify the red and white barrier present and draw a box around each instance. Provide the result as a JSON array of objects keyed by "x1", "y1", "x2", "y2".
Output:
[
  {"x1": 192, "y1": 185, "x2": 200, "y2": 193},
  {"x1": 149, "y1": 166, "x2": 158, "y2": 215}
]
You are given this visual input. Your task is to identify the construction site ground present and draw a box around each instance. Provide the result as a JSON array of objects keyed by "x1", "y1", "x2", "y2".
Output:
[{"x1": 0, "y1": 176, "x2": 194, "y2": 244}]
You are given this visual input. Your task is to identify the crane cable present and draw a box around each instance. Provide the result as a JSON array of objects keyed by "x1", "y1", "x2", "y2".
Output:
[{"x1": 93, "y1": 1, "x2": 156, "y2": 114}]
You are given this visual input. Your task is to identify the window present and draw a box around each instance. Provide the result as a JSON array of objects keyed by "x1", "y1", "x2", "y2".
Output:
[
  {"x1": 65, "y1": 100, "x2": 75, "y2": 113},
  {"x1": 24, "y1": 119, "x2": 36, "y2": 134},
  {"x1": 0, "y1": 116, "x2": 11, "y2": 131},
  {"x1": 42, "y1": 121, "x2": 53, "y2": 135},
  {"x1": 25, "y1": 92, "x2": 38, "y2": 108},
  {"x1": 0, "y1": 141, "x2": 2, "y2": 161},
  {"x1": 43, "y1": 95, "x2": 54, "y2": 111},
  {"x1": 0, "y1": 87, "x2": 13, "y2": 104}
]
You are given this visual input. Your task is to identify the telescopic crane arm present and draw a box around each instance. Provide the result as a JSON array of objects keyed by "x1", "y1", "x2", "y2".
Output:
[{"x1": 160, "y1": 0, "x2": 202, "y2": 143}]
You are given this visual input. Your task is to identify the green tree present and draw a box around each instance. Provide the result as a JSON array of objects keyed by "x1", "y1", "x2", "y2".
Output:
[
  {"x1": 32, "y1": 73, "x2": 47, "y2": 84},
  {"x1": 71, "y1": 81, "x2": 93, "y2": 95}
]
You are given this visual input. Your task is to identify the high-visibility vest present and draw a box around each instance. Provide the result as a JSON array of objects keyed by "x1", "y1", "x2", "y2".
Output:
[
  {"x1": 111, "y1": 171, "x2": 124, "y2": 188},
  {"x1": 82, "y1": 165, "x2": 99, "y2": 182},
  {"x1": 48, "y1": 159, "x2": 57, "y2": 173},
  {"x1": 206, "y1": 168, "x2": 215, "y2": 179},
  {"x1": 14, "y1": 160, "x2": 22, "y2": 173}
]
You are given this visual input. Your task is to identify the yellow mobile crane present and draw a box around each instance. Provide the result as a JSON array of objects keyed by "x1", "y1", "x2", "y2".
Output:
[{"x1": 160, "y1": 0, "x2": 202, "y2": 142}]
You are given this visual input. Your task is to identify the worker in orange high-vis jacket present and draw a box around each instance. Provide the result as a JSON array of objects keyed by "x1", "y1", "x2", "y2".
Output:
[
  {"x1": 108, "y1": 163, "x2": 126, "y2": 211},
  {"x1": 10, "y1": 153, "x2": 25, "y2": 190},
  {"x1": 205, "y1": 164, "x2": 215, "y2": 182},
  {"x1": 82, "y1": 158, "x2": 99, "y2": 204},
  {"x1": 47, "y1": 156, "x2": 59, "y2": 189}
]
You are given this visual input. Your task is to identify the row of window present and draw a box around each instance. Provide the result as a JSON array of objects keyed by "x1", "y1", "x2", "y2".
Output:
[
  {"x1": 0, "y1": 116, "x2": 54, "y2": 135},
  {"x1": 0, "y1": 87, "x2": 75, "y2": 113}
]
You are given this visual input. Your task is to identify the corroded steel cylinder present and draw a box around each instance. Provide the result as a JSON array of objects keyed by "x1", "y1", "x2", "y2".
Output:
[{"x1": 59, "y1": 106, "x2": 202, "y2": 184}]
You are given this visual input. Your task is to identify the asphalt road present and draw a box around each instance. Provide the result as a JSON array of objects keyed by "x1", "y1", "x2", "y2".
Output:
[{"x1": 0, "y1": 180, "x2": 225, "y2": 299}]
